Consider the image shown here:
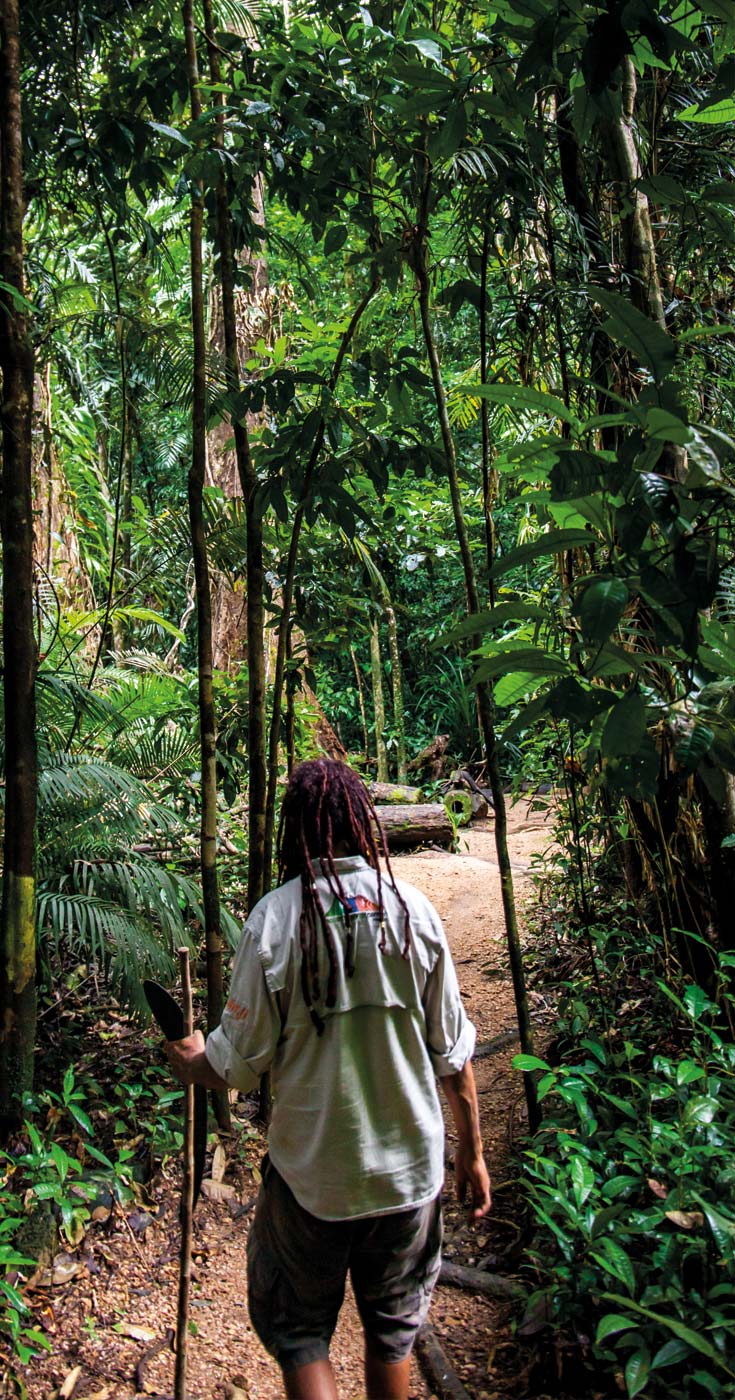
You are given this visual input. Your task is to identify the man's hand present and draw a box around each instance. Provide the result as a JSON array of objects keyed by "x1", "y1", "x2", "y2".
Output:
[
  {"x1": 440, "y1": 1059, "x2": 492, "y2": 1221},
  {"x1": 455, "y1": 1146, "x2": 492, "y2": 1220},
  {"x1": 164, "y1": 1030, "x2": 227, "y2": 1090}
]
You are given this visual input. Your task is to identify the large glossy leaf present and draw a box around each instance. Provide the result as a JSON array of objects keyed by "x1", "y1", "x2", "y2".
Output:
[
  {"x1": 439, "y1": 602, "x2": 548, "y2": 645},
  {"x1": 461, "y1": 381, "x2": 577, "y2": 426},
  {"x1": 601, "y1": 694, "x2": 648, "y2": 759},
  {"x1": 577, "y1": 577, "x2": 629, "y2": 645},
  {"x1": 495, "y1": 672, "x2": 542, "y2": 708},
  {"x1": 625, "y1": 1350, "x2": 651, "y2": 1399},
  {"x1": 592, "y1": 288, "x2": 676, "y2": 381},
  {"x1": 601, "y1": 1293, "x2": 731, "y2": 1368},
  {"x1": 473, "y1": 646, "x2": 570, "y2": 684},
  {"x1": 490, "y1": 529, "x2": 592, "y2": 579},
  {"x1": 675, "y1": 724, "x2": 715, "y2": 773},
  {"x1": 550, "y1": 450, "x2": 615, "y2": 500}
]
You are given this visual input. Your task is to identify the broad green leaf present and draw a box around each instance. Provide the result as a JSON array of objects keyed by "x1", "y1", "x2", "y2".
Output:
[
  {"x1": 462, "y1": 382, "x2": 577, "y2": 425},
  {"x1": 601, "y1": 1293, "x2": 732, "y2": 1370},
  {"x1": 601, "y1": 695, "x2": 648, "y2": 759},
  {"x1": 596, "y1": 1313, "x2": 635, "y2": 1343},
  {"x1": 408, "y1": 37, "x2": 443, "y2": 61},
  {"x1": 578, "y1": 577, "x2": 628, "y2": 645},
  {"x1": 512, "y1": 1054, "x2": 551, "y2": 1073},
  {"x1": 148, "y1": 120, "x2": 191, "y2": 147},
  {"x1": 693, "y1": 1196, "x2": 735, "y2": 1251},
  {"x1": 438, "y1": 602, "x2": 548, "y2": 645},
  {"x1": 490, "y1": 529, "x2": 592, "y2": 579},
  {"x1": 675, "y1": 723, "x2": 715, "y2": 773},
  {"x1": 550, "y1": 450, "x2": 613, "y2": 500},
  {"x1": 324, "y1": 224, "x2": 348, "y2": 255},
  {"x1": 571, "y1": 1156, "x2": 595, "y2": 1205},
  {"x1": 678, "y1": 98, "x2": 735, "y2": 124},
  {"x1": 474, "y1": 647, "x2": 569, "y2": 684},
  {"x1": 495, "y1": 671, "x2": 542, "y2": 708},
  {"x1": 650, "y1": 1338, "x2": 692, "y2": 1370},
  {"x1": 592, "y1": 288, "x2": 677, "y2": 381},
  {"x1": 625, "y1": 1350, "x2": 650, "y2": 1398},
  {"x1": 594, "y1": 1239, "x2": 637, "y2": 1294}
]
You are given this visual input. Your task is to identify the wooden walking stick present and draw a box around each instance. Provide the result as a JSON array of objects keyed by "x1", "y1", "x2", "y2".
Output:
[{"x1": 175, "y1": 947, "x2": 195, "y2": 1400}]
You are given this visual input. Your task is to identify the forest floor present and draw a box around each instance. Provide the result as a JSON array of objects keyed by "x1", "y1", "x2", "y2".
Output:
[{"x1": 22, "y1": 799, "x2": 555, "y2": 1400}]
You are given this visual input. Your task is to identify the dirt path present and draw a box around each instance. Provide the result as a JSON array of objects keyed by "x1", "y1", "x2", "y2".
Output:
[{"x1": 25, "y1": 801, "x2": 553, "y2": 1400}]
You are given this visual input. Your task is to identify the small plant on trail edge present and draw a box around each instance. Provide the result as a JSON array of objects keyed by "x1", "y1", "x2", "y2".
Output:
[
  {"x1": 513, "y1": 973, "x2": 735, "y2": 1399},
  {"x1": 0, "y1": 1055, "x2": 185, "y2": 1389}
]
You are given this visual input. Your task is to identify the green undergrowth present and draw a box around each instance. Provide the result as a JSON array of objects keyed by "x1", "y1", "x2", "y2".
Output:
[
  {"x1": 0, "y1": 991, "x2": 215, "y2": 1391},
  {"x1": 514, "y1": 844, "x2": 735, "y2": 1398}
]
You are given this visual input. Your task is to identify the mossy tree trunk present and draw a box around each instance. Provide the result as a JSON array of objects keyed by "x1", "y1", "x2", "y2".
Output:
[{"x1": 0, "y1": 0, "x2": 38, "y2": 1135}]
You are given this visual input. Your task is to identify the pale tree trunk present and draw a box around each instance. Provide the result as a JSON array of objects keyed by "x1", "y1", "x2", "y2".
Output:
[
  {"x1": 182, "y1": 0, "x2": 229, "y2": 1131},
  {"x1": 32, "y1": 365, "x2": 94, "y2": 613},
  {"x1": 0, "y1": 0, "x2": 38, "y2": 1135},
  {"x1": 377, "y1": 579, "x2": 406, "y2": 782},
  {"x1": 351, "y1": 645, "x2": 370, "y2": 764},
  {"x1": 369, "y1": 615, "x2": 389, "y2": 783}
]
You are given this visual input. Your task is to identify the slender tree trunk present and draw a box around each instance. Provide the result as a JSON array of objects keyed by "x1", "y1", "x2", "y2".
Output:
[
  {"x1": 351, "y1": 645, "x2": 370, "y2": 765},
  {"x1": 411, "y1": 174, "x2": 539, "y2": 1131},
  {"x1": 604, "y1": 57, "x2": 666, "y2": 329},
  {"x1": 380, "y1": 582, "x2": 407, "y2": 782},
  {"x1": 285, "y1": 623, "x2": 296, "y2": 773},
  {"x1": 182, "y1": 0, "x2": 229, "y2": 1131},
  {"x1": 479, "y1": 224, "x2": 498, "y2": 597},
  {"x1": 202, "y1": 0, "x2": 267, "y2": 910},
  {"x1": 369, "y1": 615, "x2": 389, "y2": 783},
  {"x1": 261, "y1": 280, "x2": 380, "y2": 884},
  {"x1": 0, "y1": 0, "x2": 38, "y2": 1135}
]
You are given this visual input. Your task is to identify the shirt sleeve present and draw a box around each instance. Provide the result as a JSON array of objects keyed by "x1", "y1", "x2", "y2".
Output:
[
  {"x1": 205, "y1": 925, "x2": 281, "y2": 1092},
  {"x1": 422, "y1": 926, "x2": 476, "y2": 1077}
]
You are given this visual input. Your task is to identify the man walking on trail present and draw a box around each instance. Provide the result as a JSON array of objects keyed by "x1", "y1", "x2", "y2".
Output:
[{"x1": 166, "y1": 759, "x2": 491, "y2": 1400}]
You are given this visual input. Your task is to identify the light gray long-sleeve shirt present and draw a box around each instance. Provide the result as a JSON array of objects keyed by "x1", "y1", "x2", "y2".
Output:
[{"x1": 205, "y1": 854, "x2": 476, "y2": 1220}]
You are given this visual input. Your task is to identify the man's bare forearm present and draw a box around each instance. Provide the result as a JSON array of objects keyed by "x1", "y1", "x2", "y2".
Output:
[
  {"x1": 440, "y1": 1058, "x2": 492, "y2": 1218},
  {"x1": 441, "y1": 1058, "x2": 483, "y2": 1153}
]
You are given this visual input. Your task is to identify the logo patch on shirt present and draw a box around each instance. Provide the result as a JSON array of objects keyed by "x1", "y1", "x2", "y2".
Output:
[
  {"x1": 326, "y1": 894, "x2": 380, "y2": 919},
  {"x1": 225, "y1": 996, "x2": 249, "y2": 1022}
]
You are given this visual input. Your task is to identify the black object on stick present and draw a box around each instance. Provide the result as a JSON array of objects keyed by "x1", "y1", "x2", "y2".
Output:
[{"x1": 143, "y1": 977, "x2": 207, "y2": 1211}]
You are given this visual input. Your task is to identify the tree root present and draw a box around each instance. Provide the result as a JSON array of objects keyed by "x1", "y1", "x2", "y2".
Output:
[
  {"x1": 439, "y1": 1259, "x2": 524, "y2": 1299},
  {"x1": 415, "y1": 1324, "x2": 472, "y2": 1400}
]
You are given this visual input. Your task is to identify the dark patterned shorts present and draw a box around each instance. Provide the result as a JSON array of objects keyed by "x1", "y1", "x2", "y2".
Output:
[{"x1": 246, "y1": 1155, "x2": 442, "y2": 1372}]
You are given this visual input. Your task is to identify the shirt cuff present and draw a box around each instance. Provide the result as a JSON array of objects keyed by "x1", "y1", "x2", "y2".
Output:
[
  {"x1": 430, "y1": 1018, "x2": 477, "y2": 1077},
  {"x1": 205, "y1": 1025, "x2": 261, "y2": 1093}
]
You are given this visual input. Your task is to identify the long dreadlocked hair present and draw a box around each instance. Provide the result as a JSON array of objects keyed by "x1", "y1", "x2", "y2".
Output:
[{"x1": 277, "y1": 759, "x2": 413, "y2": 1034}]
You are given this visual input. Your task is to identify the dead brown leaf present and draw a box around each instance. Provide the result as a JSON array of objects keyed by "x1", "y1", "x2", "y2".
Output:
[
  {"x1": 665, "y1": 1210, "x2": 704, "y2": 1230},
  {"x1": 115, "y1": 1322, "x2": 157, "y2": 1342},
  {"x1": 211, "y1": 1143, "x2": 227, "y2": 1183},
  {"x1": 200, "y1": 1179, "x2": 237, "y2": 1203}
]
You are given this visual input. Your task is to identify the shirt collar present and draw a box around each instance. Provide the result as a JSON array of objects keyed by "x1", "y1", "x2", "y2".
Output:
[{"x1": 315, "y1": 854, "x2": 370, "y2": 874}]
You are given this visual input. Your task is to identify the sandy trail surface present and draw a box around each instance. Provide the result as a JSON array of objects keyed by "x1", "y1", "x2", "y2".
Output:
[{"x1": 25, "y1": 801, "x2": 553, "y2": 1400}]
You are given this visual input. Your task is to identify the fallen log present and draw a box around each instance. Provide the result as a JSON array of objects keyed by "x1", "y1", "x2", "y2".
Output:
[
  {"x1": 415, "y1": 1325, "x2": 472, "y2": 1400},
  {"x1": 369, "y1": 782, "x2": 424, "y2": 805},
  {"x1": 439, "y1": 1259, "x2": 524, "y2": 1300},
  {"x1": 375, "y1": 803, "x2": 453, "y2": 851}
]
